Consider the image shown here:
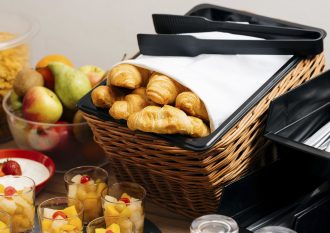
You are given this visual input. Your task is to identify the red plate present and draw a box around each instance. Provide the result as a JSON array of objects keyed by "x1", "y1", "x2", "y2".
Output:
[{"x1": 0, "y1": 149, "x2": 55, "y2": 193}]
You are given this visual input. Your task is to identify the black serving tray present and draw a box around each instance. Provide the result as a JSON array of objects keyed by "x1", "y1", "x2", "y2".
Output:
[
  {"x1": 78, "y1": 4, "x2": 326, "y2": 151},
  {"x1": 265, "y1": 70, "x2": 330, "y2": 180}
]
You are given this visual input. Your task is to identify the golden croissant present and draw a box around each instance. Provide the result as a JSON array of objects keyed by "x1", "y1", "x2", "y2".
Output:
[
  {"x1": 127, "y1": 105, "x2": 210, "y2": 137},
  {"x1": 108, "y1": 64, "x2": 149, "y2": 89},
  {"x1": 91, "y1": 85, "x2": 125, "y2": 108},
  {"x1": 175, "y1": 91, "x2": 209, "y2": 122},
  {"x1": 132, "y1": 87, "x2": 155, "y2": 105},
  {"x1": 146, "y1": 73, "x2": 186, "y2": 105},
  {"x1": 109, "y1": 94, "x2": 149, "y2": 120}
]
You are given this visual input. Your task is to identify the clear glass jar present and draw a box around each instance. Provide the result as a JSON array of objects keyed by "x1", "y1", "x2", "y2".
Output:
[{"x1": 190, "y1": 214, "x2": 239, "y2": 233}]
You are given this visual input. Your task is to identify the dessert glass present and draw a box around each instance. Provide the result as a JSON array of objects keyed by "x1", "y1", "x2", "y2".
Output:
[
  {"x1": 38, "y1": 197, "x2": 84, "y2": 233},
  {"x1": 0, "y1": 176, "x2": 35, "y2": 233},
  {"x1": 101, "y1": 182, "x2": 146, "y2": 233},
  {"x1": 64, "y1": 166, "x2": 108, "y2": 223},
  {"x1": 0, "y1": 210, "x2": 11, "y2": 233},
  {"x1": 87, "y1": 217, "x2": 135, "y2": 233}
]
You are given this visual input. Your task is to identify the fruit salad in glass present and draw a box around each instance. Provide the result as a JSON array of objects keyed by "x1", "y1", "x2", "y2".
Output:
[
  {"x1": 38, "y1": 197, "x2": 84, "y2": 233},
  {"x1": 0, "y1": 176, "x2": 35, "y2": 233},
  {"x1": 102, "y1": 182, "x2": 146, "y2": 233},
  {"x1": 87, "y1": 217, "x2": 129, "y2": 233},
  {"x1": 0, "y1": 210, "x2": 11, "y2": 233},
  {"x1": 64, "y1": 166, "x2": 108, "y2": 223}
]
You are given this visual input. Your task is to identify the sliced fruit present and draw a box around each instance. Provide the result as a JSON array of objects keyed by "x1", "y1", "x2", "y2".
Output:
[
  {"x1": 36, "y1": 54, "x2": 73, "y2": 68},
  {"x1": 52, "y1": 211, "x2": 67, "y2": 219},
  {"x1": 62, "y1": 205, "x2": 78, "y2": 217}
]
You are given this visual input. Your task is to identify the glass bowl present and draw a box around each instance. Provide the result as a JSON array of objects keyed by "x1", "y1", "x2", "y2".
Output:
[
  {"x1": 0, "y1": 12, "x2": 39, "y2": 142},
  {"x1": 2, "y1": 91, "x2": 107, "y2": 173}
]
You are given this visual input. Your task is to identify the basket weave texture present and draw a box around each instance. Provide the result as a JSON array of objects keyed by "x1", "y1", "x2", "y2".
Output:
[{"x1": 84, "y1": 53, "x2": 325, "y2": 218}]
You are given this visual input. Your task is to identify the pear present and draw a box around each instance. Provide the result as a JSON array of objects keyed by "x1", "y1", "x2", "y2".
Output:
[{"x1": 48, "y1": 62, "x2": 92, "y2": 110}]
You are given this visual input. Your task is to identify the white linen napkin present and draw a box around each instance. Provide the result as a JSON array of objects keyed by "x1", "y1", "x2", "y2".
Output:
[{"x1": 115, "y1": 32, "x2": 292, "y2": 131}]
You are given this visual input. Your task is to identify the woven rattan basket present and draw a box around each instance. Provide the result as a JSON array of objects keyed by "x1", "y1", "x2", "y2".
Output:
[{"x1": 83, "y1": 53, "x2": 325, "y2": 218}]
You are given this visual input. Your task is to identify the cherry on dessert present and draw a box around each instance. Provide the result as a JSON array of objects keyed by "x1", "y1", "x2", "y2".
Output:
[
  {"x1": 52, "y1": 211, "x2": 67, "y2": 219},
  {"x1": 80, "y1": 175, "x2": 91, "y2": 184},
  {"x1": 119, "y1": 197, "x2": 130, "y2": 204},
  {"x1": 4, "y1": 186, "x2": 17, "y2": 196}
]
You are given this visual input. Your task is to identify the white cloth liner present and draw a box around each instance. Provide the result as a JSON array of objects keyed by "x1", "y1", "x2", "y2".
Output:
[{"x1": 114, "y1": 32, "x2": 293, "y2": 131}]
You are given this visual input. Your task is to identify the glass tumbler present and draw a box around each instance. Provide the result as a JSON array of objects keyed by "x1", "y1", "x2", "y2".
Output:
[
  {"x1": 0, "y1": 176, "x2": 35, "y2": 233},
  {"x1": 38, "y1": 197, "x2": 84, "y2": 233},
  {"x1": 87, "y1": 217, "x2": 135, "y2": 233},
  {"x1": 101, "y1": 182, "x2": 146, "y2": 233},
  {"x1": 64, "y1": 166, "x2": 108, "y2": 223},
  {"x1": 190, "y1": 214, "x2": 239, "y2": 233}
]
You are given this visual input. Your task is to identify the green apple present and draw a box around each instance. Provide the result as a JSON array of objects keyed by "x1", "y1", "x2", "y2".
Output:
[
  {"x1": 79, "y1": 65, "x2": 105, "y2": 87},
  {"x1": 9, "y1": 91, "x2": 23, "y2": 110},
  {"x1": 22, "y1": 86, "x2": 63, "y2": 123}
]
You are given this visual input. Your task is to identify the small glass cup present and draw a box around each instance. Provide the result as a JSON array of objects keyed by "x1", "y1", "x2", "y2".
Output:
[
  {"x1": 190, "y1": 214, "x2": 239, "y2": 233},
  {"x1": 101, "y1": 182, "x2": 146, "y2": 233},
  {"x1": 64, "y1": 166, "x2": 108, "y2": 223},
  {"x1": 87, "y1": 217, "x2": 135, "y2": 233},
  {"x1": 38, "y1": 197, "x2": 84, "y2": 233},
  {"x1": 254, "y1": 226, "x2": 297, "y2": 233},
  {"x1": 0, "y1": 176, "x2": 35, "y2": 233},
  {"x1": 0, "y1": 210, "x2": 11, "y2": 233}
]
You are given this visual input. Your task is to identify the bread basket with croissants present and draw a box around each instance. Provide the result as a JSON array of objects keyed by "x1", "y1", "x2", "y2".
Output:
[{"x1": 91, "y1": 64, "x2": 211, "y2": 138}]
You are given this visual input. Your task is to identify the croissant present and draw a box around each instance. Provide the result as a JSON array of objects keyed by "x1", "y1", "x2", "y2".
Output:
[
  {"x1": 108, "y1": 64, "x2": 149, "y2": 89},
  {"x1": 132, "y1": 87, "x2": 155, "y2": 105},
  {"x1": 146, "y1": 73, "x2": 186, "y2": 105},
  {"x1": 175, "y1": 92, "x2": 209, "y2": 122},
  {"x1": 109, "y1": 94, "x2": 148, "y2": 120},
  {"x1": 127, "y1": 105, "x2": 210, "y2": 137},
  {"x1": 91, "y1": 85, "x2": 126, "y2": 108}
]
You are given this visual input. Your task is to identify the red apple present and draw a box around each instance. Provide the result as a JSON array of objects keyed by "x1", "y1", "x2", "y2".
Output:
[
  {"x1": 79, "y1": 65, "x2": 105, "y2": 87},
  {"x1": 22, "y1": 86, "x2": 63, "y2": 123},
  {"x1": 54, "y1": 121, "x2": 71, "y2": 150},
  {"x1": 27, "y1": 126, "x2": 61, "y2": 151},
  {"x1": 36, "y1": 67, "x2": 55, "y2": 90}
]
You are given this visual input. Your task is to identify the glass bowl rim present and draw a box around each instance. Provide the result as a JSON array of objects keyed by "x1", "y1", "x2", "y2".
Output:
[
  {"x1": 0, "y1": 175, "x2": 35, "y2": 196},
  {"x1": 2, "y1": 91, "x2": 88, "y2": 127},
  {"x1": 0, "y1": 12, "x2": 39, "y2": 51},
  {"x1": 38, "y1": 196, "x2": 84, "y2": 221},
  {"x1": 63, "y1": 165, "x2": 109, "y2": 185}
]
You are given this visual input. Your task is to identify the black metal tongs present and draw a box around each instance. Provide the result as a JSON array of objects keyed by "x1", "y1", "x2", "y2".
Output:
[{"x1": 137, "y1": 14, "x2": 325, "y2": 57}]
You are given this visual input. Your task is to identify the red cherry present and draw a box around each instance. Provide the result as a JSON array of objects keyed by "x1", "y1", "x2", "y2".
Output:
[
  {"x1": 4, "y1": 186, "x2": 17, "y2": 196},
  {"x1": 106, "y1": 230, "x2": 114, "y2": 233},
  {"x1": 52, "y1": 211, "x2": 67, "y2": 219},
  {"x1": 80, "y1": 175, "x2": 91, "y2": 184},
  {"x1": 119, "y1": 197, "x2": 130, "y2": 205}
]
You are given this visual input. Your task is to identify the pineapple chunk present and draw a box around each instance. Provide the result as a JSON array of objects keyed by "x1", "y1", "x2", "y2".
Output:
[
  {"x1": 62, "y1": 206, "x2": 78, "y2": 217},
  {"x1": 121, "y1": 193, "x2": 131, "y2": 199},
  {"x1": 107, "y1": 223, "x2": 121, "y2": 233},
  {"x1": 0, "y1": 220, "x2": 7, "y2": 227},
  {"x1": 96, "y1": 183, "x2": 107, "y2": 196},
  {"x1": 0, "y1": 198, "x2": 17, "y2": 215},
  {"x1": 60, "y1": 224, "x2": 76, "y2": 231},
  {"x1": 69, "y1": 217, "x2": 83, "y2": 231},
  {"x1": 105, "y1": 204, "x2": 120, "y2": 216},
  {"x1": 0, "y1": 184, "x2": 4, "y2": 193},
  {"x1": 41, "y1": 219, "x2": 52, "y2": 231},
  {"x1": 95, "y1": 228, "x2": 106, "y2": 233},
  {"x1": 119, "y1": 207, "x2": 131, "y2": 218}
]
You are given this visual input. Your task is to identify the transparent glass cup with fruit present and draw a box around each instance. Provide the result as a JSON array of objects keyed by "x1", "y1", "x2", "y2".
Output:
[
  {"x1": 38, "y1": 197, "x2": 84, "y2": 233},
  {"x1": 64, "y1": 166, "x2": 108, "y2": 223},
  {"x1": 87, "y1": 217, "x2": 135, "y2": 233},
  {"x1": 0, "y1": 176, "x2": 35, "y2": 233},
  {"x1": 0, "y1": 210, "x2": 11, "y2": 233},
  {"x1": 101, "y1": 182, "x2": 146, "y2": 233}
]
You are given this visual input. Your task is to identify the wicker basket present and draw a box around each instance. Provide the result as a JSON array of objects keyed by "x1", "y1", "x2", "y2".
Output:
[{"x1": 84, "y1": 53, "x2": 325, "y2": 218}]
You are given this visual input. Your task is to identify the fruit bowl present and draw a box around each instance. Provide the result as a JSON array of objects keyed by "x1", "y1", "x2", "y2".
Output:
[
  {"x1": 0, "y1": 149, "x2": 55, "y2": 193},
  {"x1": 2, "y1": 92, "x2": 108, "y2": 173}
]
